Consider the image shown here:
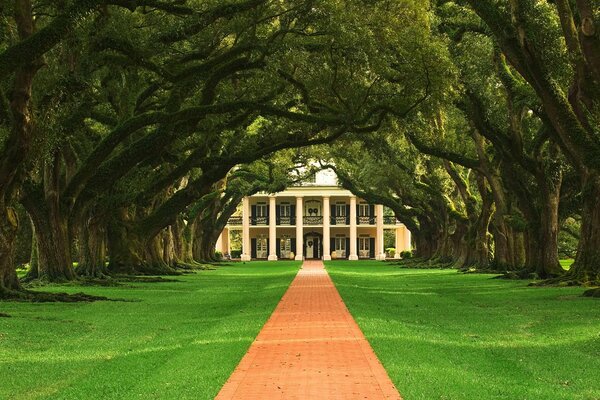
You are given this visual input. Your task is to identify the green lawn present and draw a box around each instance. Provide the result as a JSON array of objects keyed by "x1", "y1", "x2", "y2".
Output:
[
  {"x1": 0, "y1": 261, "x2": 300, "y2": 400},
  {"x1": 561, "y1": 259, "x2": 575, "y2": 270},
  {"x1": 326, "y1": 260, "x2": 600, "y2": 400}
]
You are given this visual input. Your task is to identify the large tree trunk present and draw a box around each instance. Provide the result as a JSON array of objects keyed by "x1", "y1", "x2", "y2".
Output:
[
  {"x1": 451, "y1": 220, "x2": 472, "y2": 268},
  {"x1": 491, "y1": 220, "x2": 523, "y2": 271},
  {"x1": 0, "y1": 0, "x2": 37, "y2": 294},
  {"x1": 22, "y1": 179, "x2": 75, "y2": 282},
  {"x1": 192, "y1": 221, "x2": 219, "y2": 262},
  {"x1": 0, "y1": 206, "x2": 22, "y2": 295},
  {"x1": 570, "y1": 174, "x2": 600, "y2": 283},
  {"x1": 106, "y1": 208, "x2": 177, "y2": 275},
  {"x1": 76, "y1": 211, "x2": 107, "y2": 278},
  {"x1": 523, "y1": 182, "x2": 564, "y2": 279},
  {"x1": 26, "y1": 202, "x2": 75, "y2": 281}
]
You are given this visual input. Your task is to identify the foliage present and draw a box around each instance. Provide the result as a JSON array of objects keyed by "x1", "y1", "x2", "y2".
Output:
[{"x1": 399, "y1": 250, "x2": 412, "y2": 259}]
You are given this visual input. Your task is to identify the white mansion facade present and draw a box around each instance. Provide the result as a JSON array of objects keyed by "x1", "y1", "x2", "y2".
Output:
[{"x1": 216, "y1": 169, "x2": 411, "y2": 261}]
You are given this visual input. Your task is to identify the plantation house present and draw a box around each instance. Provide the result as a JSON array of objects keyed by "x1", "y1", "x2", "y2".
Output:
[{"x1": 217, "y1": 169, "x2": 411, "y2": 261}]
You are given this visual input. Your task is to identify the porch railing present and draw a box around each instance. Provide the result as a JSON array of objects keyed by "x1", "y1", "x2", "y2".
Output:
[
  {"x1": 250, "y1": 216, "x2": 268, "y2": 225},
  {"x1": 303, "y1": 216, "x2": 323, "y2": 225},
  {"x1": 227, "y1": 216, "x2": 243, "y2": 225},
  {"x1": 276, "y1": 216, "x2": 296, "y2": 225},
  {"x1": 357, "y1": 216, "x2": 376, "y2": 225},
  {"x1": 330, "y1": 216, "x2": 350, "y2": 225}
]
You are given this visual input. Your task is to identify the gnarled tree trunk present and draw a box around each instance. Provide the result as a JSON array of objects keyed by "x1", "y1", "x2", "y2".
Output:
[
  {"x1": 0, "y1": 206, "x2": 22, "y2": 295},
  {"x1": 523, "y1": 181, "x2": 564, "y2": 279},
  {"x1": 570, "y1": 174, "x2": 600, "y2": 283},
  {"x1": 76, "y1": 211, "x2": 107, "y2": 278},
  {"x1": 106, "y1": 208, "x2": 177, "y2": 275}
]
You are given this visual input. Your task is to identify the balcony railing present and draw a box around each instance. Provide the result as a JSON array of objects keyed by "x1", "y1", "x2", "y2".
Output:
[
  {"x1": 383, "y1": 216, "x2": 399, "y2": 225},
  {"x1": 231, "y1": 215, "x2": 392, "y2": 226},
  {"x1": 250, "y1": 216, "x2": 268, "y2": 225},
  {"x1": 357, "y1": 216, "x2": 376, "y2": 225},
  {"x1": 276, "y1": 216, "x2": 296, "y2": 225},
  {"x1": 303, "y1": 216, "x2": 323, "y2": 225},
  {"x1": 228, "y1": 216, "x2": 243, "y2": 225},
  {"x1": 331, "y1": 216, "x2": 350, "y2": 225}
]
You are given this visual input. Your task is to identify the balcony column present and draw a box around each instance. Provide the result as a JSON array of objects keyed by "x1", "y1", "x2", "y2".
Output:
[
  {"x1": 349, "y1": 196, "x2": 358, "y2": 260},
  {"x1": 241, "y1": 197, "x2": 252, "y2": 261},
  {"x1": 376, "y1": 204, "x2": 386, "y2": 260},
  {"x1": 323, "y1": 196, "x2": 331, "y2": 261},
  {"x1": 295, "y1": 196, "x2": 304, "y2": 261},
  {"x1": 268, "y1": 196, "x2": 278, "y2": 261}
]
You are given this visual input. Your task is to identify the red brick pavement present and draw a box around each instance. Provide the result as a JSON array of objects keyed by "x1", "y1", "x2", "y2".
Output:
[{"x1": 215, "y1": 260, "x2": 401, "y2": 400}]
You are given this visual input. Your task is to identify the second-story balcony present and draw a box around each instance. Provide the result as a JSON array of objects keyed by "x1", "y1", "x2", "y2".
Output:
[
  {"x1": 277, "y1": 216, "x2": 296, "y2": 226},
  {"x1": 228, "y1": 216, "x2": 243, "y2": 225},
  {"x1": 331, "y1": 216, "x2": 350, "y2": 225},
  {"x1": 228, "y1": 214, "x2": 391, "y2": 227},
  {"x1": 303, "y1": 216, "x2": 323, "y2": 225},
  {"x1": 357, "y1": 216, "x2": 376, "y2": 225},
  {"x1": 250, "y1": 216, "x2": 268, "y2": 226}
]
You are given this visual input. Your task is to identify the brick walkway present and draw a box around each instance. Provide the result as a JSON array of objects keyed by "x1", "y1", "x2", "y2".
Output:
[{"x1": 216, "y1": 260, "x2": 401, "y2": 399}]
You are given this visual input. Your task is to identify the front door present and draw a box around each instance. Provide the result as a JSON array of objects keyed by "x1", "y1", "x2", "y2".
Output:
[{"x1": 305, "y1": 236, "x2": 315, "y2": 259}]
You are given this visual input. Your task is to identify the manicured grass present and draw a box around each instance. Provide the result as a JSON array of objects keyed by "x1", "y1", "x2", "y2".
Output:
[
  {"x1": 326, "y1": 260, "x2": 600, "y2": 400},
  {"x1": 0, "y1": 261, "x2": 300, "y2": 400}
]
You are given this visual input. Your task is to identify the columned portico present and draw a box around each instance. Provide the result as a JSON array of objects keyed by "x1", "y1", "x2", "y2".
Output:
[
  {"x1": 349, "y1": 196, "x2": 358, "y2": 260},
  {"x1": 295, "y1": 196, "x2": 304, "y2": 261},
  {"x1": 222, "y1": 168, "x2": 412, "y2": 262},
  {"x1": 268, "y1": 196, "x2": 278, "y2": 261},
  {"x1": 323, "y1": 196, "x2": 331, "y2": 260}
]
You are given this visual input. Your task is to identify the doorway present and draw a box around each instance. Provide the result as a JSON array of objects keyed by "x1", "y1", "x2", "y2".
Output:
[{"x1": 303, "y1": 232, "x2": 322, "y2": 259}]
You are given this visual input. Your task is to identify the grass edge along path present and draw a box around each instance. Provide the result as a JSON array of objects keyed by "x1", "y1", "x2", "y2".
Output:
[
  {"x1": 326, "y1": 260, "x2": 600, "y2": 400},
  {"x1": 0, "y1": 261, "x2": 300, "y2": 400}
]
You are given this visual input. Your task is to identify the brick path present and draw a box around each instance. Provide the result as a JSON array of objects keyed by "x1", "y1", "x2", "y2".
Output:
[{"x1": 215, "y1": 260, "x2": 401, "y2": 399}]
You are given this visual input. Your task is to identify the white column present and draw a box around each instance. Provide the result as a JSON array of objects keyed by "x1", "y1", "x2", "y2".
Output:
[
  {"x1": 225, "y1": 229, "x2": 231, "y2": 255},
  {"x1": 295, "y1": 196, "x2": 304, "y2": 261},
  {"x1": 349, "y1": 196, "x2": 358, "y2": 260},
  {"x1": 394, "y1": 226, "x2": 403, "y2": 259},
  {"x1": 323, "y1": 196, "x2": 331, "y2": 261},
  {"x1": 268, "y1": 196, "x2": 278, "y2": 261},
  {"x1": 375, "y1": 204, "x2": 386, "y2": 260},
  {"x1": 215, "y1": 232, "x2": 223, "y2": 254},
  {"x1": 241, "y1": 197, "x2": 252, "y2": 261},
  {"x1": 404, "y1": 227, "x2": 412, "y2": 252}
]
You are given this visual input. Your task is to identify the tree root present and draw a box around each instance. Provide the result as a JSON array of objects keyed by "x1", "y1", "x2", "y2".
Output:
[
  {"x1": 583, "y1": 288, "x2": 600, "y2": 298},
  {"x1": 494, "y1": 269, "x2": 539, "y2": 280},
  {"x1": 391, "y1": 257, "x2": 455, "y2": 269},
  {"x1": 112, "y1": 275, "x2": 181, "y2": 283},
  {"x1": 460, "y1": 267, "x2": 507, "y2": 275},
  {"x1": 0, "y1": 287, "x2": 109, "y2": 302},
  {"x1": 174, "y1": 261, "x2": 215, "y2": 271},
  {"x1": 530, "y1": 273, "x2": 600, "y2": 288}
]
